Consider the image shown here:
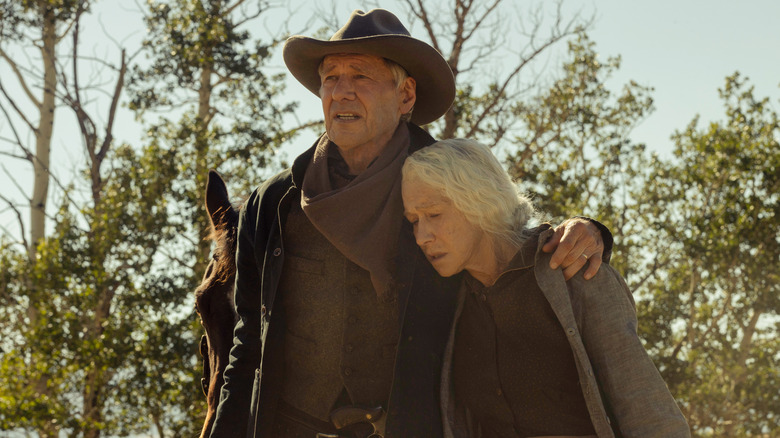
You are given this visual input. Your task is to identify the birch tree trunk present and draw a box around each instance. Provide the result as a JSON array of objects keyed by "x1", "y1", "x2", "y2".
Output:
[{"x1": 29, "y1": 3, "x2": 58, "y2": 260}]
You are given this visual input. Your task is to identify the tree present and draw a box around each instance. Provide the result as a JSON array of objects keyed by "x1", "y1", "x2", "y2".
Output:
[
  {"x1": 399, "y1": 0, "x2": 590, "y2": 143},
  {"x1": 0, "y1": 0, "x2": 84, "y2": 259},
  {"x1": 636, "y1": 73, "x2": 779, "y2": 436},
  {"x1": 505, "y1": 35, "x2": 655, "y2": 278},
  {"x1": 0, "y1": 145, "x2": 198, "y2": 437},
  {"x1": 0, "y1": 2, "x2": 204, "y2": 435},
  {"x1": 127, "y1": 0, "x2": 299, "y2": 279},
  {"x1": 125, "y1": 1, "x2": 313, "y2": 432}
]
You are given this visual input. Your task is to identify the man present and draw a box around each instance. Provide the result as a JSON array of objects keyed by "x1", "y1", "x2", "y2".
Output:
[{"x1": 210, "y1": 9, "x2": 611, "y2": 438}]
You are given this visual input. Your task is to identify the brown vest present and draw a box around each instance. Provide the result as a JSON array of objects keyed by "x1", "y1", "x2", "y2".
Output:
[
  {"x1": 453, "y1": 229, "x2": 595, "y2": 436},
  {"x1": 277, "y1": 202, "x2": 400, "y2": 421}
]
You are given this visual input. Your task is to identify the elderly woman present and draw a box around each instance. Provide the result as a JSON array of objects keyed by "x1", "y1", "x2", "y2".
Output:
[{"x1": 401, "y1": 139, "x2": 690, "y2": 438}]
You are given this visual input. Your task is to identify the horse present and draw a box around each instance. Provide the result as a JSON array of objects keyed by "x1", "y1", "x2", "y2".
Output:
[{"x1": 195, "y1": 170, "x2": 240, "y2": 438}]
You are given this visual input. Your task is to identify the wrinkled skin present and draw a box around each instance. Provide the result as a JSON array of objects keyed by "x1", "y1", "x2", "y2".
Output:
[{"x1": 195, "y1": 170, "x2": 239, "y2": 438}]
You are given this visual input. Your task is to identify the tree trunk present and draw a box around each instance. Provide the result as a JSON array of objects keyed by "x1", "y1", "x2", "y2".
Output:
[
  {"x1": 29, "y1": 4, "x2": 57, "y2": 260},
  {"x1": 194, "y1": 54, "x2": 214, "y2": 277},
  {"x1": 28, "y1": 7, "x2": 59, "y2": 434}
]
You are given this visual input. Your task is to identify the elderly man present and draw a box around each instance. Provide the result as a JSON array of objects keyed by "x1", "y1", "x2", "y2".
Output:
[{"x1": 210, "y1": 9, "x2": 611, "y2": 438}]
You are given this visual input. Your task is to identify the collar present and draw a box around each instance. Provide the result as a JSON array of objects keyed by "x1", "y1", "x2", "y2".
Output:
[{"x1": 464, "y1": 223, "x2": 553, "y2": 291}]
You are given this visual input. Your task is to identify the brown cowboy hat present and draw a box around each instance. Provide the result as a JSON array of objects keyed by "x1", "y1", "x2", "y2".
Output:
[{"x1": 283, "y1": 8, "x2": 455, "y2": 125}]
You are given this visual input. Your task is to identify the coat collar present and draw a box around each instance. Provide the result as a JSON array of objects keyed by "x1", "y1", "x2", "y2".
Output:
[{"x1": 463, "y1": 224, "x2": 553, "y2": 291}]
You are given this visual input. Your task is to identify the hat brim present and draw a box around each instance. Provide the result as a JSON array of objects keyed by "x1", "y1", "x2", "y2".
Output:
[{"x1": 283, "y1": 35, "x2": 455, "y2": 126}]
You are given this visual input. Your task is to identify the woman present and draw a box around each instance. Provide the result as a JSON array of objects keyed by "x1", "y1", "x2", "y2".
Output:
[{"x1": 401, "y1": 139, "x2": 690, "y2": 438}]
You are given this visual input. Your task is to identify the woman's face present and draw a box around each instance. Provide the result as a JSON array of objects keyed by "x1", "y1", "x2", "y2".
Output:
[{"x1": 402, "y1": 178, "x2": 494, "y2": 278}]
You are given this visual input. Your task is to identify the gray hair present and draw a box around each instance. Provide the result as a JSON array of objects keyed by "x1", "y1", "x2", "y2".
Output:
[
  {"x1": 383, "y1": 59, "x2": 414, "y2": 123},
  {"x1": 401, "y1": 138, "x2": 534, "y2": 248}
]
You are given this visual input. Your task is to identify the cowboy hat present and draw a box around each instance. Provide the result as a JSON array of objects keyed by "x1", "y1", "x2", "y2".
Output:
[{"x1": 283, "y1": 8, "x2": 455, "y2": 125}]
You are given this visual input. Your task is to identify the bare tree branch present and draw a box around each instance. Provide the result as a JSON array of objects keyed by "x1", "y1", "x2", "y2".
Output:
[
  {"x1": 0, "y1": 80, "x2": 38, "y2": 133},
  {"x1": 1, "y1": 164, "x2": 31, "y2": 203},
  {"x1": 231, "y1": 1, "x2": 266, "y2": 29},
  {"x1": 406, "y1": 0, "x2": 440, "y2": 53},
  {"x1": 0, "y1": 101, "x2": 33, "y2": 161},
  {"x1": 158, "y1": 246, "x2": 197, "y2": 271},
  {"x1": 459, "y1": 0, "x2": 503, "y2": 48},
  {"x1": 54, "y1": 10, "x2": 79, "y2": 45},
  {"x1": 0, "y1": 48, "x2": 42, "y2": 108},
  {"x1": 1, "y1": 148, "x2": 80, "y2": 218},
  {"x1": 224, "y1": 0, "x2": 250, "y2": 18},
  {"x1": 0, "y1": 192, "x2": 29, "y2": 250},
  {"x1": 100, "y1": 49, "x2": 126, "y2": 163},
  {"x1": 464, "y1": 32, "x2": 569, "y2": 138},
  {"x1": 0, "y1": 150, "x2": 28, "y2": 161}
]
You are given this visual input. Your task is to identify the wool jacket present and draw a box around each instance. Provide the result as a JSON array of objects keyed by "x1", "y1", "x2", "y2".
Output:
[
  {"x1": 441, "y1": 226, "x2": 691, "y2": 438},
  {"x1": 209, "y1": 123, "x2": 462, "y2": 438}
]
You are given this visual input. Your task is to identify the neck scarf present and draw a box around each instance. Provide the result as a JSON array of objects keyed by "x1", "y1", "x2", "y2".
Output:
[{"x1": 300, "y1": 123, "x2": 410, "y2": 302}]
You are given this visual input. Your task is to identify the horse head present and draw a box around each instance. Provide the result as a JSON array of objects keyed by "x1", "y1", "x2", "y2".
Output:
[{"x1": 195, "y1": 170, "x2": 240, "y2": 438}]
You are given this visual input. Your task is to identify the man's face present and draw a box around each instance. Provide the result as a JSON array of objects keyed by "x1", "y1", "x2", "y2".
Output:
[{"x1": 319, "y1": 54, "x2": 415, "y2": 157}]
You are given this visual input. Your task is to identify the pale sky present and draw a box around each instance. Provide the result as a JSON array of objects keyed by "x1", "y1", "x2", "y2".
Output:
[
  {"x1": 1, "y1": 0, "x2": 779, "y2": 240},
  {"x1": 273, "y1": 0, "x2": 780, "y2": 158},
  {"x1": 586, "y1": 0, "x2": 780, "y2": 156}
]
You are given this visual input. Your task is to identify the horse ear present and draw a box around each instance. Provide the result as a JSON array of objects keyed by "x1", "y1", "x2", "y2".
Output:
[{"x1": 206, "y1": 170, "x2": 232, "y2": 229}]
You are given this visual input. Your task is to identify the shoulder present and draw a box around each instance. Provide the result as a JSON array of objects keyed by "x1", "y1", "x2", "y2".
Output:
[
  {"x1": 239, "y1": 167, "x2": 294, "y2": 236},
  {"x1": 567, "y1": 263, "x2": 637, "y2": 324},
  {"x1": 531, "y1": 228, "x2": 635, "y2": 317},
  {"x1": 524, "y1": 223, "x2": 554, "y2": 246},
  {"x1": 243, "y1": 168, "x2": 293, "y2": 212},
  {"x1": 568, "y1": 264, "x2": 632, "y2": 300},
  {"x1": 407, "y1": 122, "x2": 437, "y2": 152}
]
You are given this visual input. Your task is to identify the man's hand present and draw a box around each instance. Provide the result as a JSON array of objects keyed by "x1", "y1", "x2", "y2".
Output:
[{"x1": 542, "y1": 217, "x2": 604, "y2": 280}]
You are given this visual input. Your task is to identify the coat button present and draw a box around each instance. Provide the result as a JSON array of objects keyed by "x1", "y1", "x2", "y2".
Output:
[
  {"x1": 260, "y1": 305, "x2": 267, "y2": 316},
  {"x1": 344, "y1": 367, "x2": 353, "y2": 376},
  {"x1": 273, "y1": 247, "x2": 281, "y2": 256}
]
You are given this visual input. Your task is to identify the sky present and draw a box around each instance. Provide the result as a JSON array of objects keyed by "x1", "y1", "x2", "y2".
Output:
[
  {"x1": 80, "y1": 0, "x2": 780, "y2": 157},
  {"x1": 1, "y1": 0, "x2": 779, "y2": 241},
  {"x1": 270, "y1": 0, "x2": 780, "y2": 158},
  {"x1": 585, "y1": 0, "x2": 780, "y2": 156}
]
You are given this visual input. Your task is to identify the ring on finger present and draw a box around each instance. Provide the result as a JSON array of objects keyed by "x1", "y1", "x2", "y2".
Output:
[{"x1": 580, "y1": 253, "x2": 589, "y2": 260}]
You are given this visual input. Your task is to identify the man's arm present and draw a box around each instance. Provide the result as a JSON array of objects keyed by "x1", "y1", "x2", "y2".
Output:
[
  {"x1": 210, "y1": 190, "x2": 265, "y2": 437},
  {"x1": 542, "y1": 217, "x2": 613, "y2": 280}
]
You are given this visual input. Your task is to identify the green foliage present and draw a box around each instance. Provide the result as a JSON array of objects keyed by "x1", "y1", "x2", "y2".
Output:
[
  {"x1": 128, "y1": 0, "x2": 295, "y2": 181},
  {"x1": 636, "y1": 73, "x2": 779, "y2": 436},
  {"x1": 0, "y1": 143, "x2": 203, "y2": 436},
  {"x1": 504, "y1": 34, "x2": 655, "y2": 278},
  {"x1": 127, "y1": 0, "x2": 297, "y2": 285},
  {"x1": 2, "y1": 0, "x2": 778, "y2": 435},
  {"x1": 0, "y1": 0, "x2": 87, "y2": 40}
]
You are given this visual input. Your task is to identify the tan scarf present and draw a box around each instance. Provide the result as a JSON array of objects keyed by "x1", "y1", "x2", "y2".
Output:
[{"x1": 300, "y1": 123, "x2": 410, "y2": 303}]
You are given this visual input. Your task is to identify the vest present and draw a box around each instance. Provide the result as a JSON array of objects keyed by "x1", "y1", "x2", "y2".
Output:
[
  {"x1": 453, "y1": 241, "x2": 595, "y2": 436},
  {"x1": 277, "y1": 201, "x2": 400, "y2": 421}
]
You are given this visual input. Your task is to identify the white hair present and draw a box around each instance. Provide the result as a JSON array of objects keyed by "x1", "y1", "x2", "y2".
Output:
[{"x1": 402, "y1": 138, "x2": 534, "y2": 248}]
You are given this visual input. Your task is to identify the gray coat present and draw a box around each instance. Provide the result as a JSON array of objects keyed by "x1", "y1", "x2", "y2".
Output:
[{"x1": 441, "y1": 227, "x2": 690, "y2": 438}]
